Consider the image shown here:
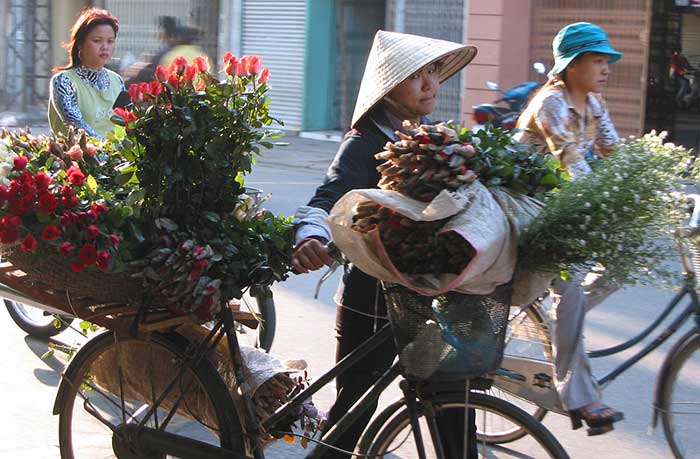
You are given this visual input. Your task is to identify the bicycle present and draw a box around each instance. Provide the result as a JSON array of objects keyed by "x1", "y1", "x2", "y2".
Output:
[
  {"x1": 27, "y1": 252, "x2": 570, "y2": 458},
  {"x1": 478, "y1": 193, "x2": 700, "y2": 458}
]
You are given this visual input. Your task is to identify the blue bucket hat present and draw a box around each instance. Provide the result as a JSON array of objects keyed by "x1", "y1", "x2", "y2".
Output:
[{"x1": 549, "y1": 22, "x2": 622, "y2": 77}]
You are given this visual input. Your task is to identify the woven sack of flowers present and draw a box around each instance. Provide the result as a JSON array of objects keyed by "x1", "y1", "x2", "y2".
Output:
[{"x1": 0, "y1": 54, "x2": 293, "y2": 319}]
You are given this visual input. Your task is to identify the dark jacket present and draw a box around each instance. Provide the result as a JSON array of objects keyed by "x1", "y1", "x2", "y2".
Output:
[{"x1": 306, "y1": 107, "x2": 399, "y2": 309}]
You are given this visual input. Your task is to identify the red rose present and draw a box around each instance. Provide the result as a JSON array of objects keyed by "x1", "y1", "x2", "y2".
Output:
[
  {"x1": 85, "y1": 143, "x2": 98, "y2": 156},
  {"x1": 113, "y1": 107, "x2": 138, "y2": 125},
  {"x1": 78, "y1": 243, "x2": 98, "y2": 265},
  {"x1": 66, "y1": 165, "x2": 85, "y2": 186},
  {"x1": 61, "y1": 185, "x2": 73, "y2": 196},
  {"x1": 167, "y1": 73, "x2": 180, "y2": 90},
  {"x1": 41, "y1": 224, "x2": 61, "y2": 241},
  {"x1": 84, "y1": 224, "x2": 100, "y2": 240},
  {"x1": 224, "y1": 57, "x2": 238, "y2": 76},
  {"x1": 20, "y1": 233, "x2": 37, "y2": 252},
  {"x1": 237, "y1": 56, "x2": 249, "y2": 76},
  {"x1": 18, "y1": 196, "x2": 35, "y2": 213},
  {"x1": 109, "y1": 234, "x2": 121, "y2": 246},
  {"x1": 193, "y1": 56, "x2": 210, "y2": 73},
  {"x1": 193, "y1": 259, "x2": 209, "y2": 269},
  {"x1": 1, "y1": 215, "x2": 21, "y2": 228},
  {"x1": 128, "y1": 83, "x2": 143, "y2": 103},
  {"x1": 79, "y1": 210, "x2": 98, "y2": 223},
  {"x1": 12, "y1": 156, "x2": 28, "y2": 171},
  {"x1": 61, "y1": 195, "x2": 79, "y2": 208},
  {"x1": 91, "y1": 202, "x2": 108, "y2": 216},
  {"x1": 259, "y1": 67, "x2": 270, "y2": 84},
  {"x1": 149, "y1": 80, "x2": 162, "y2": 96},
  {"x1": 182, "y1": 64, "x2": 196, "y2": 83},
  {"x1": 168, "y1": 55, "x2": 188, "y2": 75},
  {"x1": 70, "y1": 260, "x2": 84, "y2": 273},
  {"x1": 155, "y1": 65, "x2": 168, "y2": 82},
  {"x1": 223, "y1": 51, "x2": 234, "y2": 64},
  {"x1": 96, "y1": 250, "x2": 110, "y2": 271},
  {"x1": 58, "y1": 242, "x2": 73, "y2": 257},
  {"x1": 34, "y1": 172, "x2": 51, "y2": 189},
  {"x1": 0, "y1": 186, "x2": 8, "y2": 204},
  {"x1": 37, "y1": 192, "x2": 58, "y2": 214},
  {"x1": 59, "y1": 210, "x2": 78, "y2": 227},
  {"x1": 0, "y1": 228, "x2": 19, "y2": 244},
  {"x1": 247, "y1": 55, "x2": 262, "y2": 74}
]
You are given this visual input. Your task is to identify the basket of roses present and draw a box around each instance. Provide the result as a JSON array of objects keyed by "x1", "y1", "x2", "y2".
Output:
[{"x1": 0, "y1": 53, "x2": 294, "y2": 321}]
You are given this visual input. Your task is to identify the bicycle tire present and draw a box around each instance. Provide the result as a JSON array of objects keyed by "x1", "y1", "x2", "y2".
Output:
[
  {"x1": 659, "y1": 331, "x2": 700, "y2": 459},
  {"x1": 248, "y1": 287, "x2": 276, "y2": 352},
  {"x1": 479, "y1": 302, "x2": 553, "y2": 444},
  {"x1": 4, "y1": 298, "x2": 72, "y2": 338},
  {"x1": 357, "y1": 391, "x2": 569, "y2": 458},
  {"x1": 57, "y1": 330, "x2": 245, "y2": 458}
]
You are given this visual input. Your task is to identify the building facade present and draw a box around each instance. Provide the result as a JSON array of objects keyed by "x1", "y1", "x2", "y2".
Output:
[{"x1": 2, "y1": 0, "x2": 697, "y2": 147}]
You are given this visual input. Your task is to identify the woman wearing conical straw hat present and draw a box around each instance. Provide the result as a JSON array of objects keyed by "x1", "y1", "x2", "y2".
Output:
[{"x1": 292, "y1": 31, "x2": 478, "y2": 458}]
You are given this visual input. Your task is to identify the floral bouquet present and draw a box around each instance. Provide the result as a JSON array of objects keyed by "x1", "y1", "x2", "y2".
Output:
[
  {"x1": 518, "y1": 131, "x2": 698, "y2": 285},
  {"x1": 0, "y1": 53, "x2": 294, "y2": 319}
]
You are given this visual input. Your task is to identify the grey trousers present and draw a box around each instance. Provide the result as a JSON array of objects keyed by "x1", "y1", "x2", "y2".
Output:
[{"x1": 549, "y1": 270, "x2": 620, "y2": 410}]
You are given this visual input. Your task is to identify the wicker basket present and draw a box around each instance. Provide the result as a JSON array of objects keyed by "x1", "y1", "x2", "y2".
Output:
[
  {"x1": 383, "y1": 283, "x2": 511, "y2": 382},
  {"x1": 1, "y1": 245, "x2": 141, "y2": 306}
]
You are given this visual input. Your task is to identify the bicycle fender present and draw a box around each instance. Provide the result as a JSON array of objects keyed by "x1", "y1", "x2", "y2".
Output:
[
  {"x1": 52, "y1": 330, "x2": 117, "y2": 415},
  {"x1": 650, "y1": 329, "x2": 700, "y2": 429}
]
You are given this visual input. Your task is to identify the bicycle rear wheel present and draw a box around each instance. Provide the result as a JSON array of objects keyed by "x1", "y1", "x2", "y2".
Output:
[
  {"x1": 479, "y1": 302, "x2": 553, "y2": 444},
  {"x1": 57, "y1": 330, "x2": 244, "y2": 458},
  {"x1": 357, "y1": 391, "x2": 569, "y2": 458},
  {"x1": 660, "y1": 332, "x2": 700, "y2": 459}
]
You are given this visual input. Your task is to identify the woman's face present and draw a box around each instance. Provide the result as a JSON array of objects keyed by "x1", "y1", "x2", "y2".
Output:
[
  {"x1": 566, "y1": 52, "x2": 610, "y2": 94},
  {"x1": 385, "y1": 62, "x2": 441, "y2": 122},
  {"x1": 78, "y1": 24, "x2": 116, "y2": 69}
]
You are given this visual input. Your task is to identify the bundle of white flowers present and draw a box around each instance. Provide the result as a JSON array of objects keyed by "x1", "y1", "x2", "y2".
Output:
[{"x1": 518, "y1": 131, "x2": 698, "y2": 285}]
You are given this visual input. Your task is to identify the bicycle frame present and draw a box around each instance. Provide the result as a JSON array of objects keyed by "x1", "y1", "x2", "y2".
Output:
[
  {"x1": 591, "y1": 282, "x2": 700, "y2": 388},
  {"x1": 99, "y1": 308, "x2": 402, "y2": 459}
]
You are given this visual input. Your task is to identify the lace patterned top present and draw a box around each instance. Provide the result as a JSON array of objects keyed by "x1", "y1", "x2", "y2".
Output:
[
  {"x1": 48, "y1": 66, "x2": 125, "y2": 140},
  {"x1": 514, "y1": 80, "x2": 619, "y2": 171}
]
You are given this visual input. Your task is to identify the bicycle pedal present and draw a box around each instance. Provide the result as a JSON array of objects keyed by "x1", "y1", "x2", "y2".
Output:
[{"x1": 586, "y1": 423, "x2": 614, "y2": 436}]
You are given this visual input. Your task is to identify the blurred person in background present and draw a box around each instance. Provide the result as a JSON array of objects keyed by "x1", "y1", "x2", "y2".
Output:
[
  {"x1": 123, "y1": 16, "x2": 209, "y2": 86},
  {"x1": 48, "y1": 7, "x2": 124, "y2": 140}
]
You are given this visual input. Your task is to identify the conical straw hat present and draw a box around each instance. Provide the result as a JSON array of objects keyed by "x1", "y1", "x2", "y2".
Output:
[{"x1": 351, "y1": 30, "x2": 478, "y2": 128}]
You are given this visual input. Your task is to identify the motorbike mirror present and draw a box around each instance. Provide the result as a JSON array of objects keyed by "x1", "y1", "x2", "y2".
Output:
[
  {"x1": 533, "y1": 62, "x2": 546, "y2": 75},
  {"x1": 486, "y1": 81, "x2": 500, "y2": 91}
]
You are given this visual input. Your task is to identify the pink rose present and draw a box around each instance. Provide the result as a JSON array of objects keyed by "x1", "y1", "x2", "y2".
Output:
[{"x1": 67, "y1": 144, "x2": 83, "y2": 162}]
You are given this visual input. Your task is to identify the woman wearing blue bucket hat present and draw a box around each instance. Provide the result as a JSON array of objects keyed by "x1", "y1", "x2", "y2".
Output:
[{"x1": 515, "y1": 22, "x2": 625, "y2": 436}]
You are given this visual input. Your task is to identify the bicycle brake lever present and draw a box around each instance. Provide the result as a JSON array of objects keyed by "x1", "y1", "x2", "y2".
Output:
[{"x1": 314, "y1": 260, "x2": 341, "y2": 299}]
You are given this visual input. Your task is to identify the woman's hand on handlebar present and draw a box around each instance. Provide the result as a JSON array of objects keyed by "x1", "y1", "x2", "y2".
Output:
[{"x1": 292, "y1": 238, "x2": 335, "y2": 273}]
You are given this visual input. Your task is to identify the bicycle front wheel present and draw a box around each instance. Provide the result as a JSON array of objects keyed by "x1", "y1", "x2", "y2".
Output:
[
  {"x1": 5, "y1": 299, "x2": 72, "y2": 338},
  {"x1": 57, "y1": 330, "x2": 243, "y2": 458},
  {"x1": 660, "y1": 332, "x2": 700, "y2": 459},
  {"x1": 358, "y1": 391, "x2": 569, "y2": 458}
]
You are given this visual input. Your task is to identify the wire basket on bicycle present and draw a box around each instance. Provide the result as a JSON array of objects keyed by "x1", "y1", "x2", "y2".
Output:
[{"x1": 383, "y1": 282, "x2": 511, "y2": 382}]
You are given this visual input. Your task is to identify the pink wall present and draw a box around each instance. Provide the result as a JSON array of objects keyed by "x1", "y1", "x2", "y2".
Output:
[{"x1": 463, "y1": 0, "x2": 532, "y2": 125}]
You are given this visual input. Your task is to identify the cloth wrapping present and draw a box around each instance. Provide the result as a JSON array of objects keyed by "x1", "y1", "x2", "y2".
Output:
[{"x1": 328, "y1": 181, "x2": 552, "y2": 303}]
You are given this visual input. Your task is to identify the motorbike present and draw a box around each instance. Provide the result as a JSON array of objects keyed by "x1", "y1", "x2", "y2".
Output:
[{"x1": 472, "y1": 62, "x2": 547, "y2": 131}]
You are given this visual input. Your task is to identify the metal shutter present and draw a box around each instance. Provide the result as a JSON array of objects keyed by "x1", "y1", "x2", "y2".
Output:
[
  {"x1": 241, "y1": 0, "x2": 306, "y2": 130},
  {"x1": 530, "y1": 0, "x2": 651, "y2": 137}
]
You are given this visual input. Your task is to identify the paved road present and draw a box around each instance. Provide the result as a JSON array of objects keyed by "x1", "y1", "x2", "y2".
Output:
[{"x1": 0, "y1": 133, "x2": 697, "y2": 458}]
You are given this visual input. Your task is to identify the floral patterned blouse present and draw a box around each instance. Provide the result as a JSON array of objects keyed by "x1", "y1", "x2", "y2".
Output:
[{"x1": 514, "y1": 80, "x2": 618, "y2": 175}]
